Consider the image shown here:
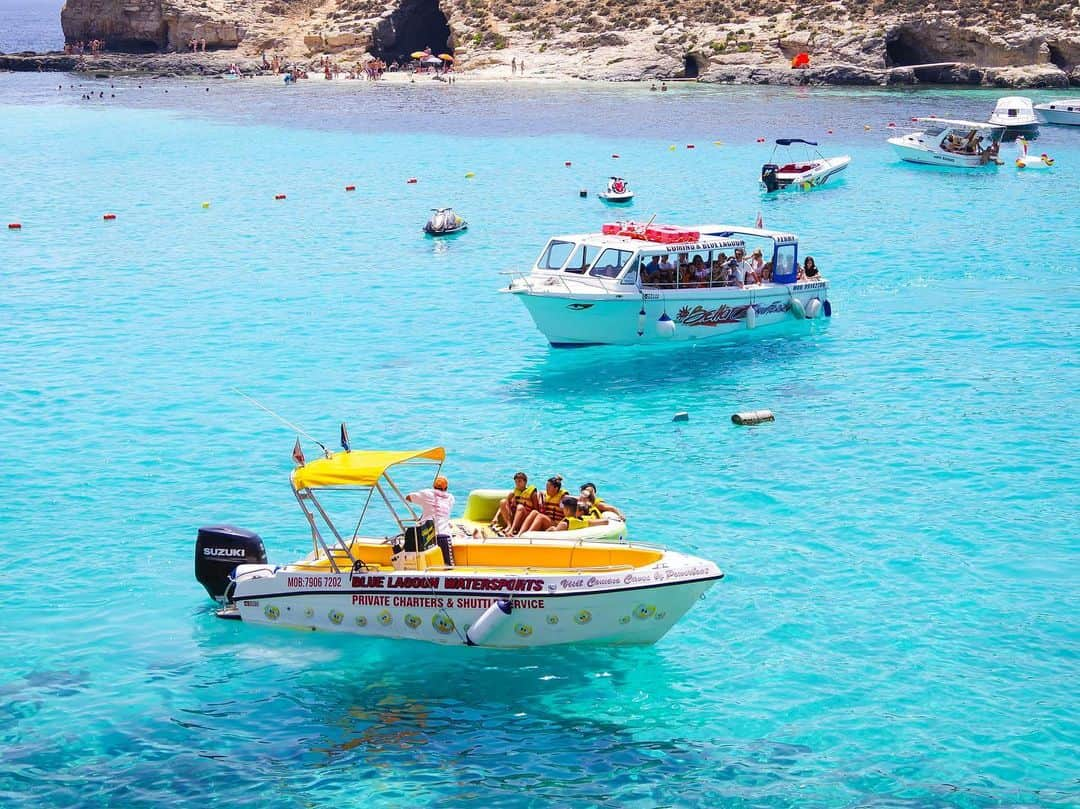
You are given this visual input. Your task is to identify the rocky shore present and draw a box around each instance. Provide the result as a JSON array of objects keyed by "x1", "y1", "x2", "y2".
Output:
[{"x1": 2, "y1": 0, "x2": 1078, "y2": 88}]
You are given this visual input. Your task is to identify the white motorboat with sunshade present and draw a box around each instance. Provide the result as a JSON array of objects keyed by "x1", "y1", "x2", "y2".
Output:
[
  {"x1": 195, "y1": 447, "x2": 721, "y2": 647},
  {"x1": 504, "y1": 222, "x2": 831, "y2": 347},
  {"x1": 1034, "y1": 99, "x2": 1080, "y2": 127},
  {"x1": 760, "y1": 138, "x2": 851, "y2": 192},
  {"x1": 888, "y1": 118, "x2": 1005, "y2": 168},
  {"x1": 598, "y1": 177, "x2": 634, "y2": 203},
  {"x1": 988, "y1": 96, "x2": 1040, "y2": 140}
]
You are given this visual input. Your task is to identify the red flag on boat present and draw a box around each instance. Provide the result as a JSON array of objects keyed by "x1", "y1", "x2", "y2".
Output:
[
  {"x1": 755, "y1": 211, "x2": 763, "y2": 229},
  {"x1": 292, "y1": 437, "x2": 306, "y2": 467}
]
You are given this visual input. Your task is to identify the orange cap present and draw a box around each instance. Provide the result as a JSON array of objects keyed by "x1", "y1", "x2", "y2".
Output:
[{"x1": 434, "y1": 476, "x2": 449, "y2": 490}]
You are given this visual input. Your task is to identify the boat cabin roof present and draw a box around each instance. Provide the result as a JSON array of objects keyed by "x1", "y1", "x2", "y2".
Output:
[
  {"x1": 292, "y1": 447, "x2": 445, "y2": 489},
  {"x1": 992, "y1": 97, "x2": 1034, "y2": 110},
  {"x1": 549, "y1": 225, "x2": 797, "y2": 253},
  {"x1": 915, "y1": 117, "x2": 1004, "y2": 131}
]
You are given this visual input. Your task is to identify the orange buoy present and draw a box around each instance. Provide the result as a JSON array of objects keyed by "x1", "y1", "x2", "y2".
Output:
[
  {"x1": 686, "y1": 144, "x2": 695, "y2": 149},
  {"x1": 103, "y1": 213, "x2": 117, "y2": 220},
  {"x1": 611, "y1": 154, "x2": 620, "y2": 158},
  {"x1": 564, "y1": 161, "x2": 572, "y2": 167},
  {"x1": 756, "y1": 137, "x2": 765, "y2": 143},
  {"x1": 406, "y1": 178, "x2": 418, "y2": 184},
  {"x1": 888, "y1": 122, "x2": 896, "y2": 128},
  {"x1": 8, "y1": 223, "x2": 21, "y2": 229},
  {"x1": 345, "y1": 185, "x2": 356, "y2": 191},
  {"x1": 826, "y1": 129, "x2": 833, "y2": 134},
  {"x1": 274, "y1": 194, "x2": 286, "y2": 200}
]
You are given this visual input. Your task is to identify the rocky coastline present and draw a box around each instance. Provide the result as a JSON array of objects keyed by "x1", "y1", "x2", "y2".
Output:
[{"x1": 2, "y1": 0, "x2": 1078, "y2": 89}]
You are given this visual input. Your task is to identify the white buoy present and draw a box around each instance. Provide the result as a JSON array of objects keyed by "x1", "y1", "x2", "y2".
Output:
[
  {"x1": 465, "y1": 598, "x2": 513, "y2": 646},
  {"x1": 805, "y1": 297, "x2": 822, "y2": 319},
  {"x1": 745, "y1": 302, "x2": 757, "y2": 329},
  {"x1": 656, "y1": 312, "x2": 676, "y2": 338},
  {"x1": 637, "y1": 306, "x2": 646, "y2": 337},
  {"x1": 732, "y1": 410, "x2": 775, "y2": 426},
  {"x1": 790, "y1": 295, "x2": 806, "y2": 320}
]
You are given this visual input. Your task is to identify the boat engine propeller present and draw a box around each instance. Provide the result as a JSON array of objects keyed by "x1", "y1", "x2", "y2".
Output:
[
  {"x1": 195, "y1": 525, "x2": 268, "y2": 602},
  {"x1": 760, "y1": 163, "x2": 780, "y2": 193}
]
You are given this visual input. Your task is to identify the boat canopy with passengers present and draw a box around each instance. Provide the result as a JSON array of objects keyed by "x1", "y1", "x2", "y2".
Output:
[
  {"x1": 888, "y1": 118, "x2": 1005, "y2": 168},
  {"x1": 760, "y1": 138, "x2": 851, "y2": 192},
  {"x1": 195, "y1": 446, "x2": 721, "y2": 647},
  {"x1": 504, "y1": 222, "x2": 831, "y2": 347}
]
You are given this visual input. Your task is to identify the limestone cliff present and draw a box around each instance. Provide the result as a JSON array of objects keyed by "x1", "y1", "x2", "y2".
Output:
[{"x1": 55, "y1": 0, "x2": 1080, "y2": 86}]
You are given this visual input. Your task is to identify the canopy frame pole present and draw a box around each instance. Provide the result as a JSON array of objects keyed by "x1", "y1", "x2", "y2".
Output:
[
  {"x1": 351, "y1": 486, "x2": 377, "y2": 544},
  {"x1": 292, "y1": 487, "x2": 345, "y2": 572},
  {"x1": 297, "y1": 488, "x2": 355, "y2": 573}
]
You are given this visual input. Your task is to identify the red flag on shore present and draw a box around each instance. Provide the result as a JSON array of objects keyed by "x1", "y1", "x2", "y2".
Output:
[
  {"x1": 755, "y1": 211, "x2": 763, "y2": 229},
  {"x1": 292, "y1": 437, "x2": 306, "y2": 467}
]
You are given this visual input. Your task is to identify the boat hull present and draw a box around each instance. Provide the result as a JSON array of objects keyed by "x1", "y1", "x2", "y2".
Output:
[
  {"x1": 888, "y1": 139, "x2": 996, "y2": 168},
  {"x1": 512, "y1": 281, "x2": 830, "y2": 346},
  {"x1": 227, "y1": 552, "x2": 722, "y2": 647},
  {"x1": 1035, "y1": 104, "x2": 1080, "y2": 127},
  {"x1": 768, "y1": 156, "x2": 850, "y2": 190},
  {"x1": 599, "y1": 193, "x2": 635, "y2": 203}
]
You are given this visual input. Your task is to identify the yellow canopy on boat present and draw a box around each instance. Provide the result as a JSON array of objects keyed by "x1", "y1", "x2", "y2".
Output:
[{"x1": 291, "y1": 447, "x2": 445, "y2": 489}]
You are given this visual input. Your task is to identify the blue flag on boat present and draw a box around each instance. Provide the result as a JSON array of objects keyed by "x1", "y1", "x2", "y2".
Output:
[
  {"x1": 292, "y1": 437, "x2": 305, "y2": 467},
  {"x1": 340, "y1": 422, "x2": 351, "y2": 452}
]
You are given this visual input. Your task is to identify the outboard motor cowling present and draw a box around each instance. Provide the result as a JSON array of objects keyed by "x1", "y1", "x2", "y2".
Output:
[
  {"x1": 195, "y1": 525, "x2": 267, "y2": 602},
  {"x1": 761, "y1": 163, "x2": 780, "y2": 193}
]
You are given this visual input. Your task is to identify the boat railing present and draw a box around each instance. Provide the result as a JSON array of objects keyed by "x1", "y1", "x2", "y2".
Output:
[{"x1": 501, "y1": 268, "x2": 619, "y2": 296}]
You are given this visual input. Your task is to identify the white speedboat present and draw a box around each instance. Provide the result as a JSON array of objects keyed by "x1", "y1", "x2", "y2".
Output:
[
  {"x1": 1034, "y1": 99, "x2": 1080, "y2": 127},
  {"x1": 598, "y1": 177, "x2": 634, "y2": 203},
  {"x1": 888, "y1": 119, "x2": 1005, "y2": 168},
  {"x1": 1014, "y1": 137, "x2": 1054, "y2": 170},
  {"x1": 424, "y1": 207, "x2": 468, "y2": 235},
  {"x1": 504, "y1": 222, "x2": 831, "y2": 347},
  {"x1": 760, "y1": 138, "x2": 851, "y2": 192},
  {"x1": 988, "y1": 96, "x2": 1040, "y2": 140},
  {"x1": 195, "y1": 446, "x2": 722, "y2": 647}
]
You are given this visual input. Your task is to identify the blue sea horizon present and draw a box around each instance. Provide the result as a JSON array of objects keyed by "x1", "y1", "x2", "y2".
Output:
[{"x1": 1, "y1": 64, "x2": 1078, "y2": 807}]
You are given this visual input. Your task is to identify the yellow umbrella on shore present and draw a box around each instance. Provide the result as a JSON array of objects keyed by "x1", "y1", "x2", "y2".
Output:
[
  {"x1": 410, "y1": 51, "x2": 426, "y2": 59},
  {"x1": 438, "y1": 53, "x2": 454, "y2": 62}
]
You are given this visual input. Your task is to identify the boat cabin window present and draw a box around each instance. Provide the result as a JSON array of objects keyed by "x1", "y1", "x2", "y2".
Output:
[
  {"x1": 923, "y1": 125, "x2": 946, "y2": 138},
  {"x1": 564, "y1": 243, "x2": 603, "y2": 275},
  {"x1": 537, "y1": 239, "x2": 576, "y2": 271},
  {"x1": 772, "y1": 243, "x2": 798, "y2": 284},
  {"x1": 1005, "y1": 108, "x2": 1019, "y2": 118},
  {"x1": 590, "y1": 248, "x2": 634, "y2": 279}
]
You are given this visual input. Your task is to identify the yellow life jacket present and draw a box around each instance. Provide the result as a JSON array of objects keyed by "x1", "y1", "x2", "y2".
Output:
[
  {"x1": 566, "y1": 515, "x2": 592, "y2": 531},
  {"x1": 540, "y1": 490, "x2": 567, "y2": 519},
  {"x1": 509, "y1": 485, "x2": 536, "y2": 509}
]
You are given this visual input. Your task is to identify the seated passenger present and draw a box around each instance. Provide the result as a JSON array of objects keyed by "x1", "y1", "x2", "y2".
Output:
[
  {"x1": 802, "y1": 256, "x2": 819, "y2": 278},
  {"x1": 579, "y1": 483, "x2": 624, "y2": 520},
  {"x1": 515, "y1": 475, "x2": 568, "y2": 534},
  {"x1": 690, "y1": 255, "x2": 709, "y2": 286},
  {"x1": 658, "y1": 255, "x2": 676, "y2": 285},
  {"x1": 495, "y1": 472, "x2": 539, "y2": 534},
  {"x1": 641, "y1": 255, "x2": 662, "y2": 284},
  {"x1": 734, "y1": 248, "x2": 756, "y2": 284},
  {"x1": 551, "y1": 497, "x2": 609, "y2": 532},
  {"x1": 759, "y1": 260, "x2": 773, "y2": 282},
  {"x1": 749, "y1": 248, "x2": 765, "y2": 278},
  {"x1": 726, "y1": 258, "x2": 745, "y2": 288}
]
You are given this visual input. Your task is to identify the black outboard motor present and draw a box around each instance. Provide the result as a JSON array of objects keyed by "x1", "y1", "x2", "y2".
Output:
[
  {"x1": 761, "y1": 163, "x2": 780, "y2": 193},
  {"x1": 195, "y1": 525, "x2": 267, "y2": 602}
]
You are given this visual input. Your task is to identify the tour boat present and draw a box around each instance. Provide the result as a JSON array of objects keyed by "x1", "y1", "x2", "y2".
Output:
[
  {"x1": 888, "y1": 118, "x2": 1005, "y2": 168},
  {"x1": 598, "y1": 177, "x2": 634, "y2": 203},
  {"x1": 1034, "y1": 99, "x2": 1080, "y2": 127},
  {"x1": 988, "y1": 96, "x2": 1040, "y2": 140},
  {"x1": 424, "y1": 207, "x2": 468, "y2": 235},
  {"x1": 503, "y1": 222, "x2": 831, "y2": 347},
  {"x1": 195, "y1": 447, "x2": 722, "y2": 647},
  {"x1": 760, "y1": 138, "x2": 851, "y2": 192}
]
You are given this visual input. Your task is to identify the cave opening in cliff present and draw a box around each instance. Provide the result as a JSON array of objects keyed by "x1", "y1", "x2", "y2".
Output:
[
  {"x1": 884, "y1": 28, "x2": 935, "y2": 67},
  {"x1": 683, "y1": 54, "x2": 701, "y2": 79},
  {"x1": 371, "y1": 0, "x2": 453, "y2": 64},
  {"x1": 1047, "y1": 44, "x2": 1068, "y2": 71},
  {"x1": 104, "y1": 37, "x2": 162, "y2": 54}
]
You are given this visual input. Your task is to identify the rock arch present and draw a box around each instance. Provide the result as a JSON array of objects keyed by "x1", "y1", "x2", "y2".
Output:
[{"x1": 371, "y1": 0, "x2": 453, "y2": 64}]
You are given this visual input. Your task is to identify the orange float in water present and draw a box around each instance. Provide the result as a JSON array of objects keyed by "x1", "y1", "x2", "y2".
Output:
[
  {"x1": 8, "y1": 223, "x2": 21, "y2": 229},
  {"x1": 274, "y1": 194, "x2": 286, "y2": 200},
  {"x1": 564, "y1": 161, "x2": 572, "y2": 167},
  {"x1": 406, "y1": 178, "x2": 418, "y2": 184},
  {"x1": 345, "y1": 185, "x2": 356, "y2": 191},
  {"x1": 611, "y1": 154, "x2": 620, "y2": 158},
  {"x1": 686, "y1": 144, "x2": 695, "y2": 149},
  {"x1": 103, "y1": 213, "x2": 117, "y2": 220}
]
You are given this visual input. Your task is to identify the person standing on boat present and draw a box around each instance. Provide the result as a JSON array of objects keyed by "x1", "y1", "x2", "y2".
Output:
[{"x1": 406, "y1": 476, "x2": 456, "y2": 565}]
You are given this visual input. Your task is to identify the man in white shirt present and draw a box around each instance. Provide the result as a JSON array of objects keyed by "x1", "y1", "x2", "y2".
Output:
[
  {"x1": 406, "y1": 476, "x2": 456, "y2": 564},
  {"x1": 734, "y1": 248, "x2": 756, "y2": 284}
]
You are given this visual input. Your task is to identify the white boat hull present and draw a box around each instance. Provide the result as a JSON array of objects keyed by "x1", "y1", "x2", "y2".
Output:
[
  {"x1": 1035, "y1": 103, "x2": 1080, "y2": 127},
  {"x1": 228, "y1": 552, "x2": 722, "y2": 647},
  {"x1": 770, "y1": 156, "x2": 850, "y2": 190},
  {"x1": 599, "y1": 192, "x2": 635, "y2": 203},
  {"x1": 888, "y1": 138, "x2": 996, "y2": 168},
  {"x1": 512, "y1": 281, "x2": 830, "y2": 346}
]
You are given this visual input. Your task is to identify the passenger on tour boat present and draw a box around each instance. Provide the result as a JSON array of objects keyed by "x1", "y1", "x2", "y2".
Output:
[
  {"x1": 734, "y1": 248, "x2": 756, "y2": 284},
  {"x1": 749, "y1": 248, "x2": 765, "y2": 279},
  {"x1": 726, "y1": 258, "x2": 745, "y2": 288},
  {"x1": 799, "y1": 256, "x2": 819, "y2": 280},
  {"x1": 691, "y1": 255, "x2": 709, "y2": 286},
  {"x1": 550, "y1": 497, "x2": 610, "y2": 532},
  {"x1": 642, "y1": 255, "x2": 663, "y2": 283},
  {"x1": 515, "y1": 476, "x2": 569, "y2": 534},
  {"x1": 494, "y1": 472, "x2": 539, "y2": 534},
  {"x1": 579, "y1": 483, "x2": 625, "y2": 520},
  {"x1": 658, "y1": 255, "x2": 676, "y2": 283},
  {"x1": 760, "y1": 260, "x2": 773, "y2": 282}
]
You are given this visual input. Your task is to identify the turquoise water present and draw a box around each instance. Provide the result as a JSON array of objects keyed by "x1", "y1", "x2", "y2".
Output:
[{"x1": 2, "y1": 74, "x2": 1079, "y2": 806}]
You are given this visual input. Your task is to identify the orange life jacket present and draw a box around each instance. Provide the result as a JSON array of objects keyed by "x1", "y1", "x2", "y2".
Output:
[{"x1": 540, "y1": 490, "x2": 568, "y2": 519}]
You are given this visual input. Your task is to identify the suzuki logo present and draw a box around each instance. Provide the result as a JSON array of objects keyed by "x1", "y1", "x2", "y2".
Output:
[{"x1": 204, "y1": 547, "x2": 247, "y2": 558}]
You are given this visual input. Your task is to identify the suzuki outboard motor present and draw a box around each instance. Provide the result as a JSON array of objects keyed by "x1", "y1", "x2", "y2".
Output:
[
  {"x1": 195, "y1": 525, "x2": 267, "y2": 602},
  {"x1": 761, "y1": 163, "x2": 780, "y2": 193}
]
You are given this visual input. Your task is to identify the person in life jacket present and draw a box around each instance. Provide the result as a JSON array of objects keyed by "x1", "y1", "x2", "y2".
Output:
[
  {"x1": 494, "y1": 472, "x2": 539, "y2": 535},
  {"x1": 579, "y1": 483, "x2": 625, "y2": 520},
  {"x1": 551, "y1": 497, "x2": 610, "y2": 532},
  {"x1": 515, "y1": 475, "x2": 569, "y2": 534}
]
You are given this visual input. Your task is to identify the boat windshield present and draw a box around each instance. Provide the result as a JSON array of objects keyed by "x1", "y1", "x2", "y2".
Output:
[
  {"x1": 564, "y1": 243, "x2": 603, "y2": 275},
  {"x1": 923, "y1": 124, "x2": 946, "y2": 137},
  {"x1": 590, "y1": 247, "x2": 635, "y2": 279},
  {"x1": 537, "y1": 239, "x2": 576, "y2": 271}
]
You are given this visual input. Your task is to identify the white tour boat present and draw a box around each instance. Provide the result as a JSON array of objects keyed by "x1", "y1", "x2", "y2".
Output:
[
  {"x1": 760, "y1": 138, "x2": 851, "y2": 192},
  {"x1": 888, "y1": 118, "x2": 1005, "y2": 168},
  {"x1": 598, "y1": 177, "x2": 634, "y2": 203},
  {"x1": 195, "y1": 447, "x2": 722, "y2": 647},
  {"x1": 504, "y1": 222, "x2": 831, "y2": 347},
  {"x1": 1034, "y1": 99, "x2": 1080, "y2": 127},
  {"x1": 988, "y1": 96, "x2": 1040, "y2": 140}
]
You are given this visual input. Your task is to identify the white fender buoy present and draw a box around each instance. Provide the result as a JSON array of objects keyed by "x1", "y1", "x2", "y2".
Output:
[
  {"x1": 656, "y1": 312, "x2": 676, "y2": 338},
  {"x1": 637, "y1": 306, "x2": 646, "y2": 337},
  {"x1": 823, "y1": 299, "x2": 832, "y2": 318},
  {"x1": 790, "y1": 295, "x2": 806, "y2": 320},
  {"x1": 732, "y1": 410, "x2": 775, "y2": 426},
  {"x1": 465, "y1": 598, "x2": 513, "y2": 646},
  {"x1": 745, "y1": 302, "x2": 757, "y2": 330},
  {"x1": 805, "y1": 297, "x2": 822, "y2": 319}
]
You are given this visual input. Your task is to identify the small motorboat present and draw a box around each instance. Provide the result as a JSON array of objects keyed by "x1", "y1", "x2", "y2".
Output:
[
  {"x1": 454, "y1": 489, "x2": 627, "y2": 543},
  {"x1": 424, "y1": 207, "x2": 468, "y2": 235},
  {"x1": 888, "y1": 119, "x2": 1005, "y2": 168},
  {"x1": 760, "y1": 138, "x2": 850, "y2": 192},
  {"x1": 1034, "y1": 99, "x2": 1080, "y2": 127},
  {"x1": 195, "y1": 446, "x2": 723, "y2": 647},
  {"x1": 598, "y1": 177, "x2": 634, "y2": 203},
  {"x1": 1014, "y1": 137, "x2": 1054, "y2": 169},
  {"x1": 988, "y1": 96, "x2": 1040, "y2": 140}
]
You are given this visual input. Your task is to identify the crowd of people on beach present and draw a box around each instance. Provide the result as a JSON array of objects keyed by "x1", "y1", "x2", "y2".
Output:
[{"x1": 188, "y1": 37, "x2": 209, "y2": 53}]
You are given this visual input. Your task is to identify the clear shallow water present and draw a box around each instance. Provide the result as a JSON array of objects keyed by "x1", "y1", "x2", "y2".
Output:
[
  {"x1": 0, "y1": 0, "x2": 64, "y2": 53},
  {"x1": 1, "y1": 73, "x2": 1078, "y2": 807}
]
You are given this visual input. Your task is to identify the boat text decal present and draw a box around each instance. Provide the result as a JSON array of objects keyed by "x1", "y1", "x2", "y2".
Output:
[
  {"x1": 559, "y1": 563, "x2": 716, "y2": 589},
  {"x1": 676, "y1": 300, "x2": 789, "y2": 326},
  {"x1": 349, "y1": 574, "x2": 545, "y2": 592},
  {"x1": 351, "y1": 594, "x2": 546, "y2": 609}
]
